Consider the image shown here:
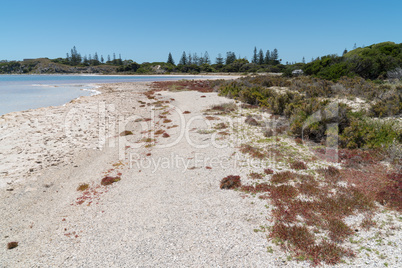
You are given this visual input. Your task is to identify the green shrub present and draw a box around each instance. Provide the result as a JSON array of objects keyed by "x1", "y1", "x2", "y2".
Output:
[{"x1": 340, "y1": 119, "x2": 401, "y2": 149}]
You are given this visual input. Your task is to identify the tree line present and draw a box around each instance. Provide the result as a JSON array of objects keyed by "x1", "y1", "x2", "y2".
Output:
[
  {"x1": 166, "y1": 47, "x2": 282, "y2": 73},
  {"x1": 52, "y1": 46, "x2": 124, "y2": 66}
]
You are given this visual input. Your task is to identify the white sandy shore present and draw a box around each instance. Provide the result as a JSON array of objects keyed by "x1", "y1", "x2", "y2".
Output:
[
  {"x1": 0, "y1": 79, "x2": 400, "y2": 267},
  {"x1": 0, "y1": 79, "x2": 277, "y2": 266}
]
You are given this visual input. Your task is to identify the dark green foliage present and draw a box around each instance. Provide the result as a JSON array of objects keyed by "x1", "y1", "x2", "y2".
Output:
[
  {"x1": 304, "y1": 42, "x2": 402, "y2": 80},
  {"x1": 340, "y1": 119, "x2": 401, "y2": 149},
  {"x1": 179, "y1": 51, "x2": 187, "y2": 65},
  {"x1": 225, "y1": 51, "x2": 237, "y2": 65},
  {"x1": 252, "y1": 47, "x2": 258, "y2": 64},
  {"x1": 167, "y1": 52, "x2": 175, "y2": 65},
  {"x1": 217, "y1": 74, "x2": 401, "y2": 148},
  {"x1": 117, "y1": 62, "x2": 140, "y2": 73}
]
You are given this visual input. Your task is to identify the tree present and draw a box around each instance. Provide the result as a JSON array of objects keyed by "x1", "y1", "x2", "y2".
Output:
[
  {"x1": 258, "y1": 49, "x2": 264, "y2": 65},
  {"x1": 101, "y1": 55, "x2": 104, "y2": 63},
  {"x1": 167, "y1": 52, "x2": 175, "y2": 65},
  {"x1": 225, "y1": 51, "x2": 236, "y2": 65},
  {"x1": 193, "y1": 53, "x2": 199, "y2": 65},
  {"x1": 215, "y1": 53, "x2": 224, "y2": 65},
  {"x1": 70, "y1": 46, "x2": 82, "y2": 65},
  {"x1": 252, "y1": 47, "x2": 258, "y2": 64},
  {"x1": 107, "y1": 55, "x2": 111, "y2": 63},
  {"x1": 187, "y1": 53, "x2": 193, "y2": 65},
  {"x1": 204, "y1": 51, "x2": 211, "y2": 64},
  {"x1": 264, "y1": 50, "x2": 271, "y2": 64},
  {"x1": 353, "y1": 43, "x2": 357, "y2": 50},
  {"x1": 271, "y1": 48, "x2": 279, "y2": 65},
  {"x1": 302, "y1": 57, "x2": 306, "y2": 64},
  {"x1": 179, "y1": 51, "x2": 187, "y2": 65},
  {"x1": 343, "y1": 49, "x2": 348, "y2": 56}
]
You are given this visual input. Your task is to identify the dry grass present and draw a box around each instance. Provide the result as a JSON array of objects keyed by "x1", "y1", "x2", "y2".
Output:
[
  {"x1": 77, "y1": 183, "x2": 89, "y2": 191},
  {"x1": 120, "y1": 130, "x2": 133, "y2": 136},
  {"x1": 101, "y1": 176, "x2": 121, "y2": 186},
  {"x1": 208, "y1": 103, "x2": 237, "y2": 115},
  {"x1": 214, "y1": 122, "x2": 228, "y2": 130}
]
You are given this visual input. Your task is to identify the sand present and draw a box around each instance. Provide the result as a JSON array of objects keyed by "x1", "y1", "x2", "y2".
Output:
[{"x1": 0, "y1": 79, "x2": 400, "y2": 267}]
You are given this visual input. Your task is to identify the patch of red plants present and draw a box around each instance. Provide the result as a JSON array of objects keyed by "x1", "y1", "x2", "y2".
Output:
[
  {"x1": 239, "y1": 144, "x2": 265, "y2": 159},
  {"x1": 152, "y1": 80, "x2": 215, "y2": 93},
  {"x1": 205, "y1": 116, "x2": 219, "y2": 120},
  {"x1": 249, "y1": 172, "x2": 263, "y2": 180},
  {"x1": 101, "y1": 176, "x2": 121, "y2": 186},
  {"x1": 271, "y1": 171, "x2": 297, "y2": 184},
  {"x1": 295, "y1": 137, "x2": 303, "y2": 144},
  {"x1": 264, "y1": 168, "x2": 274, "y2": 175},
  {"x1": 75, "y1": 184, "x2": 105, "y2": 206},
  {"x1": 220, "y1": 175, "x2": 241, "y2": 190},
  {"x1": 290, "y1": 160, "x2": 307, "y2": 170}
]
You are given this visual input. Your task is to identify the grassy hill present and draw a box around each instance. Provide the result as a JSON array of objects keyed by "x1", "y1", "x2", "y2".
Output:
[
  {"x1": 0, "y1": 58, "x2": 119, "y2": 74},
  {"x1": 303, "y1": 42, "x2": 402, "y2": 81}
]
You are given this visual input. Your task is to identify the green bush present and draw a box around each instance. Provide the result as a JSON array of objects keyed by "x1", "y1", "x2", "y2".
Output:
[{"x1": 340, "y1": 119, "x2": 401, "y2": 149}]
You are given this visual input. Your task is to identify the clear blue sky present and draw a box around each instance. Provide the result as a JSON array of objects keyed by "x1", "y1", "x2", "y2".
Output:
[{"x1": 1, "y1": 0, "x2": 401, "y2": 64}]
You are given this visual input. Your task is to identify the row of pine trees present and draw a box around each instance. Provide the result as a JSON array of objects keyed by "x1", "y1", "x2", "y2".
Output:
[
  {"x1": 167, "y1": 47, "x2": 280, "y2": 66},
  {"x1": 62, "y1": 46, "x2": 281, "y2": 67}
]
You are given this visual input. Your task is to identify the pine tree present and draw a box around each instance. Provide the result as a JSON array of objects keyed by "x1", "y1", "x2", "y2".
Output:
[
  {"x1": 179, "y1": 51, "x2": 187, "y2": 65},
  {"x1": 252, "y1": 47, "x2": 258, "y2": 64},
  {"x1": 187, "y1": 53, "x2": 192, "y2": 65},
  {"x1": 225, "y1": 52, "x2": 236, "y2": 65},
  {"x1": 70, "y1": 46, "x2": 82, "y2": 66},
  {"x1": 271, "y1": 49, "x2": 279, "y2": 65},
  {"x1": 193, "y1": 53, "x2": 199, "y2": 65},
  {"x1": 258, "y1": 49, "x2": 264, "y2": 65},
  {"x1": 264, "y1": 50, "x2": 270, "y2": 64},
  {"x1": 100, "y1": 55, "x2": 104, "y2": 63},
  {"x1": 204, "y1": 51, "x2": 211, "y2": 64},
  {"x1": 215, "y1": 53, "x2": 224, "y2": 65},
  {"x1": 107, "y1": 55, "x2": 111, "y2": 63},
  {"x1": 343, "y1": 49, "x2": 348, "y2": 56},
  {"x1": 302, "y1": 57, "x2": 306, "y2": 64},
  {"x1": 167, "y1": 52, "x2": 175, "y2": 65},
  {"x1": 83, "y1": 55, "x2": 88, "y2": 66}
]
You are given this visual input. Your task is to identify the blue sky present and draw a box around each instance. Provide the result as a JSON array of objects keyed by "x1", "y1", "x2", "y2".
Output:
[{"x1": 1, "y1": 0, "x2": 401, "y2": 64}]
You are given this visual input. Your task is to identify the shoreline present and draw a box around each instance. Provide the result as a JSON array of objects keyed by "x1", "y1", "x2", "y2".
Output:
[{"x1": 0, "y1": 75, "x2": 240, "y2": 117}]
